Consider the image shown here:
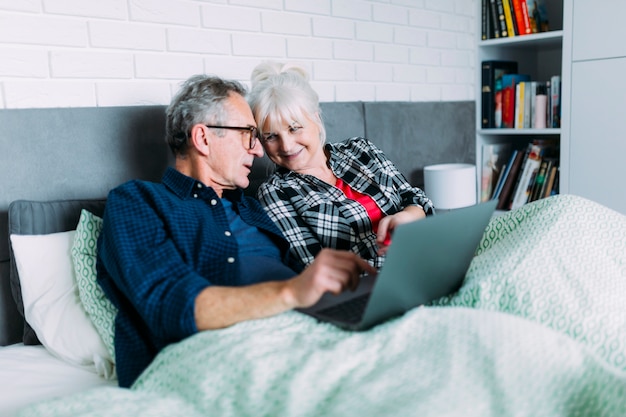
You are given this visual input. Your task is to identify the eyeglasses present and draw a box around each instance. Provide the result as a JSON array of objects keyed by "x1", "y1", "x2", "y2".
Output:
[{"x1": 204, "y1": 125, "x2": 260, "y2": 150}]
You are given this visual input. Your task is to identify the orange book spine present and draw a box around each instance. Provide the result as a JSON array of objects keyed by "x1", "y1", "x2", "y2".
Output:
[{"x1": 512, "y1": 0, "x2": 532, "y2": 35}]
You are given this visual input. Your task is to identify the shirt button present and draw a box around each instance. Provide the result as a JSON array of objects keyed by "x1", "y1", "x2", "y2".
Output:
[
  {"x1": 227, "y1": 257, "x2": 235, "y2": 263},
  {"x1": 193, "y1": 194, "x2": 198, "y2": 198},
  {"x1": 210, "y1": 199, "x2": 217, "y2": 205},
  {"x1": 197, "y1": 183, "x2": 202, "y2": 188},
  {"x1": 224, "y1": 231, "x2": 231, "y2": 237}
]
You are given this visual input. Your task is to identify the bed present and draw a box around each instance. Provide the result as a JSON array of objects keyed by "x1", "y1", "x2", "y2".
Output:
[
  {"x1": 3, "y1": 103, "x2": 626, "y2": 416},
  {"x1": 0, "y1": 101, "x2": 474, "y2": 415},
  {"x1": 6, "y1": 194, "x2": 626, "y2": 417}
]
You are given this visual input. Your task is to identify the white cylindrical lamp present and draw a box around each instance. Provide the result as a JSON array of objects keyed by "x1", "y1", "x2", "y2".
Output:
[{"x1": 423, "y1": 163, "x2": 477, "y2": 210}]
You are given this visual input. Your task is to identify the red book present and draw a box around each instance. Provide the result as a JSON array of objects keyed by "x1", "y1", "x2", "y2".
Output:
[
  {"x1": 511, "y1": 0, "x2": 532, "y2": 35},
  {"x1": 501, "y1": 73, "x2": 530, "y2": 128},
  {"x1": 501, "y1": 83, "x2": 515, "y2": 129}
]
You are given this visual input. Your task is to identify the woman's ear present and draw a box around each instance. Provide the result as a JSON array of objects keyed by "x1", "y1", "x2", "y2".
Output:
[{"x1": 189, "y1": 124, "x2": 210, "y2": 156}]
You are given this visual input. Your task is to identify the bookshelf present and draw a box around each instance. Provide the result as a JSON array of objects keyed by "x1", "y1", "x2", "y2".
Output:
[{"x1": 476, "y1": 0, "x2": 564, "y2": 210}]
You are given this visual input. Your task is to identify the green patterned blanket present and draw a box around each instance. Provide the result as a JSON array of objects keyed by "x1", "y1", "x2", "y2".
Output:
[{"x1": 17, "y1": 195, "x2": 626, "y2": 417}]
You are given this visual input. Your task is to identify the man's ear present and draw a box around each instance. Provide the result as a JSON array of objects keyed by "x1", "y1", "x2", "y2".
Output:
[{"x1": 189, "y1": 124, "x2": 210, "y2": 156}]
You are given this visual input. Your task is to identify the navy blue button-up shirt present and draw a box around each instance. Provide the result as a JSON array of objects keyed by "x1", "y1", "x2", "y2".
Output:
[{"x1": 97, "y1": 167, "x2": 298, "y2": 388}]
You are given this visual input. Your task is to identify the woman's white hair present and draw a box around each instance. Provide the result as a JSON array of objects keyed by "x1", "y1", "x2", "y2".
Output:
[{"x1": 248, "y1": 61, "x2": 326, "y2": 143}]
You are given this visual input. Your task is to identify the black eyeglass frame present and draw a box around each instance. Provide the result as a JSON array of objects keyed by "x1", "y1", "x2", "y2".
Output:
[{"x1": 204, "y1": 125, "x2": 260, "y2": 150}]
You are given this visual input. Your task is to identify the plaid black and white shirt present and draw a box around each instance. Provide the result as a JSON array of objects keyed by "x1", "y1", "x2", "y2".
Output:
[{"x1": 257, "y1": 137, "x2": 435, "y2": 269}]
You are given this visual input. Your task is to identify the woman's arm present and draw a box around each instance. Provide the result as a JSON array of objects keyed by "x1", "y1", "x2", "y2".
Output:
[
  {"x1": 355, "y1": 139, "x2": 433, "y2": 252},
  {"x1": 364, "y1": 138, "x2": 435, "y2": 215}
]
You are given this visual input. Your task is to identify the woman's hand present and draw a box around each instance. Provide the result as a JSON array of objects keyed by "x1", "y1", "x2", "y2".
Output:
[{"x1": 376, "y1": 206, "x2": 426, "y2": 255}]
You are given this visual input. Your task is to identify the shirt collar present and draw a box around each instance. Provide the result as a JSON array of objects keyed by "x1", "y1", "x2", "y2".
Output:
[
  {"x1": 161, "y1": 167, "x2": 211, "y2": 199},
  {"x1": 161, "y1": 166, "x2": 244, "y2": 202},
  {"x1": 325, "y1": 142, "x2": 341, "y2": 170}
]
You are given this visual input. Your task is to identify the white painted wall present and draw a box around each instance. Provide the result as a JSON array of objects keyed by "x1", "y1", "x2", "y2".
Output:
[{"x1": 0, "y1": 0, "x2": 477, "y2": 108}]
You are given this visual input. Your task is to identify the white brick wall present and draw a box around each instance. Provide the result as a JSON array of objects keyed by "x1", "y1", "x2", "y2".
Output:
[{"x1": 0, "y1": 0, "x2": 476, "y2": 109}]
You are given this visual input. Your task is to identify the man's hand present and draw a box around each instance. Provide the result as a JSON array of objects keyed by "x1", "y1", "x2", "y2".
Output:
[
  {"x1": 195, "y1": 249, "x2": 375, "y2": 330},
  {"x1": 282, "y1": 249, "x2": 376, "y2": 309}
]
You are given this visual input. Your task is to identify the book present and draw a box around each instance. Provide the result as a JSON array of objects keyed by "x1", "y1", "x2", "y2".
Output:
[
  {"x1": 481, "y1": 60, "x2": 518, "y2": 129},
  {"x1": 546, "y1": 79, "x2": 550, "y2": 126},
  {"x1": 536, "y1": 157, "x2": 557, "y2": 200},
  {"x1": 489, "y1": 0, "x2": 501, "y2": 38},
  {"x1": 528, "y1": 158, "x2": 549, "y2": 202},
  {"x1": 519, "y1": 0, "x2": 532, "y2": 34},
  {"x1": 481, "y1": 0, "x2": 487, "y2": 40},
  {"x1": 506, "y1": 143, "x2": 533, "y2": 208},
  {"x1": 541, "y1": 163, "x2": 557, "y2": 198},
  {"x1": 526, "y1": 0, "x2": 549, "y2": 32},
  {"x1": 502, "y1": 0, "x2": 517, "y2": 37},
  {"x1": 533, "y1": 82, "x2": 548, "y2": 128},
  {"x1": 510, "y1": 143, "x2": 542, "y2": 209},
  {"x1": 510, "y1": 139, "x2": 558, "y2": 209},
  {"x1": 525, "y1": 168, "x2": 539, "y2": 203},
  {"x1": 550, "y1": 75, "x2": 561, "y2": 128},
  {"x1": 542, "y1": 165, "x2": 560, "y2": 198},
  {"x1": 507, "y1": 0, "x2": 519, "y2": 36},
  {"x1": 482, "y1": 0, "x2": 489, "y2": 40},
  {"x1": 501, "y1": 73, "x2": 530, "y2": 129},
  {"x1": 527, "y1": 81, "x2": 538, "y2": 128},
  {"x1": 514, "y1": 81, "x2": 525, "y2": 129},
  {"x1": 481, "y1": 143, "x2": 512, "y2": 201},
  {"x1": 491, "y1": 163, "x2": 507, "y2": 199},
  {"x1": 511, "y1": 0, "x2": 532, "y2": 35},
  {"x1": 524, "y1": 81, "x2": 534, "y2": 128},
  {"x1": 492, "y1": 149, "x2": 518, "y2": 200},
  {"x1": 496, "y1": 148, "x2": 525, "y2": 210},
  {"x1": 502, "y1": 80, "x2": 515, "y2": 129},
  {"x1": 495, "y1": 0, "x2": 509, "y2": 37},
  {"x1": 494, "y1": 78, "x2": 504, "y2": 128},
  {"x1": 482, "y1": 0, "x2": 497, "y2": 40}
]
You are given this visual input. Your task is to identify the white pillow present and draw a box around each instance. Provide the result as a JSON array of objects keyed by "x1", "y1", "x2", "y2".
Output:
[{"x1": 10, "y1": 231, "x2": 115, "y2": 379}]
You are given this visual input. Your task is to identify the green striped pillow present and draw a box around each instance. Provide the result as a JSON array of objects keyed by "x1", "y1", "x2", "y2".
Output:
[{"x1": 71, "y1": 209, "x2": 117, "y2": 362}]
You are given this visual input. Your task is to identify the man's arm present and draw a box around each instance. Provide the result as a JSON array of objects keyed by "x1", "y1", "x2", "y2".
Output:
[{"x1": 194, "y1": 249, "x2": 375, "y2": 330}]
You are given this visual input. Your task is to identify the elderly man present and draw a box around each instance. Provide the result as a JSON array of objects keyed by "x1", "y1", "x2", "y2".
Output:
[{"x1": 97, "y1": 74, "x2": 375, "y2": 388}]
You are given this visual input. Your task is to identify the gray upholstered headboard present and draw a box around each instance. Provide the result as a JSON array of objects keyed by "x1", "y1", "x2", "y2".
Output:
[{"x1": 0, "y1": 101, "x2": 475, "y2": 345}]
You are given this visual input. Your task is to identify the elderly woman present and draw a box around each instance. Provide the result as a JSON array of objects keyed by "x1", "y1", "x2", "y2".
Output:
[{"x1": 248, "y1": 61, "x2": 435, "y2": 270}]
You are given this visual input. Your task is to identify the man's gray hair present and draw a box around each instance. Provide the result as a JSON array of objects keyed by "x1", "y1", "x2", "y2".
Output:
[{"x1": 165, "y1": 74, "x2": 247, "y2": 156}]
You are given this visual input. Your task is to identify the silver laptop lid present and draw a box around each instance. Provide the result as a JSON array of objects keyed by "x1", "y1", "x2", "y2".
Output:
[{"x1": 357, "y1": 199, "x2": 497, "y2": 329}]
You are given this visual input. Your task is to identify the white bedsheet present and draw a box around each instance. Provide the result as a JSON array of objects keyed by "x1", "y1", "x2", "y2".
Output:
[{"x1": 0, "y1": 343, "x2": 116, "y2": 417}]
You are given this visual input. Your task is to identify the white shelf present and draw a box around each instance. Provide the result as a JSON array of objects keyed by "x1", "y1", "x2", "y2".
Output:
[
  {"x1": 478, "y1": 128, "x2": 561, "y2": 136},
  {"x1": 480, "y1": 30, "x2": 563, "y2": 49}
]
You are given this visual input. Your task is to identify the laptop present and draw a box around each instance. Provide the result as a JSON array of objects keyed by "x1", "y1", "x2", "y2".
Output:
[{"x1": 297, "y1": 199, "x2": 497, "y2": 330}]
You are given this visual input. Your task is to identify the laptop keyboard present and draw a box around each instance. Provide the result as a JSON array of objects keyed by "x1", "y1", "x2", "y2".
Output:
[{"x1": 316, "y1": 293, "x2": 371, "y2": 324}]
